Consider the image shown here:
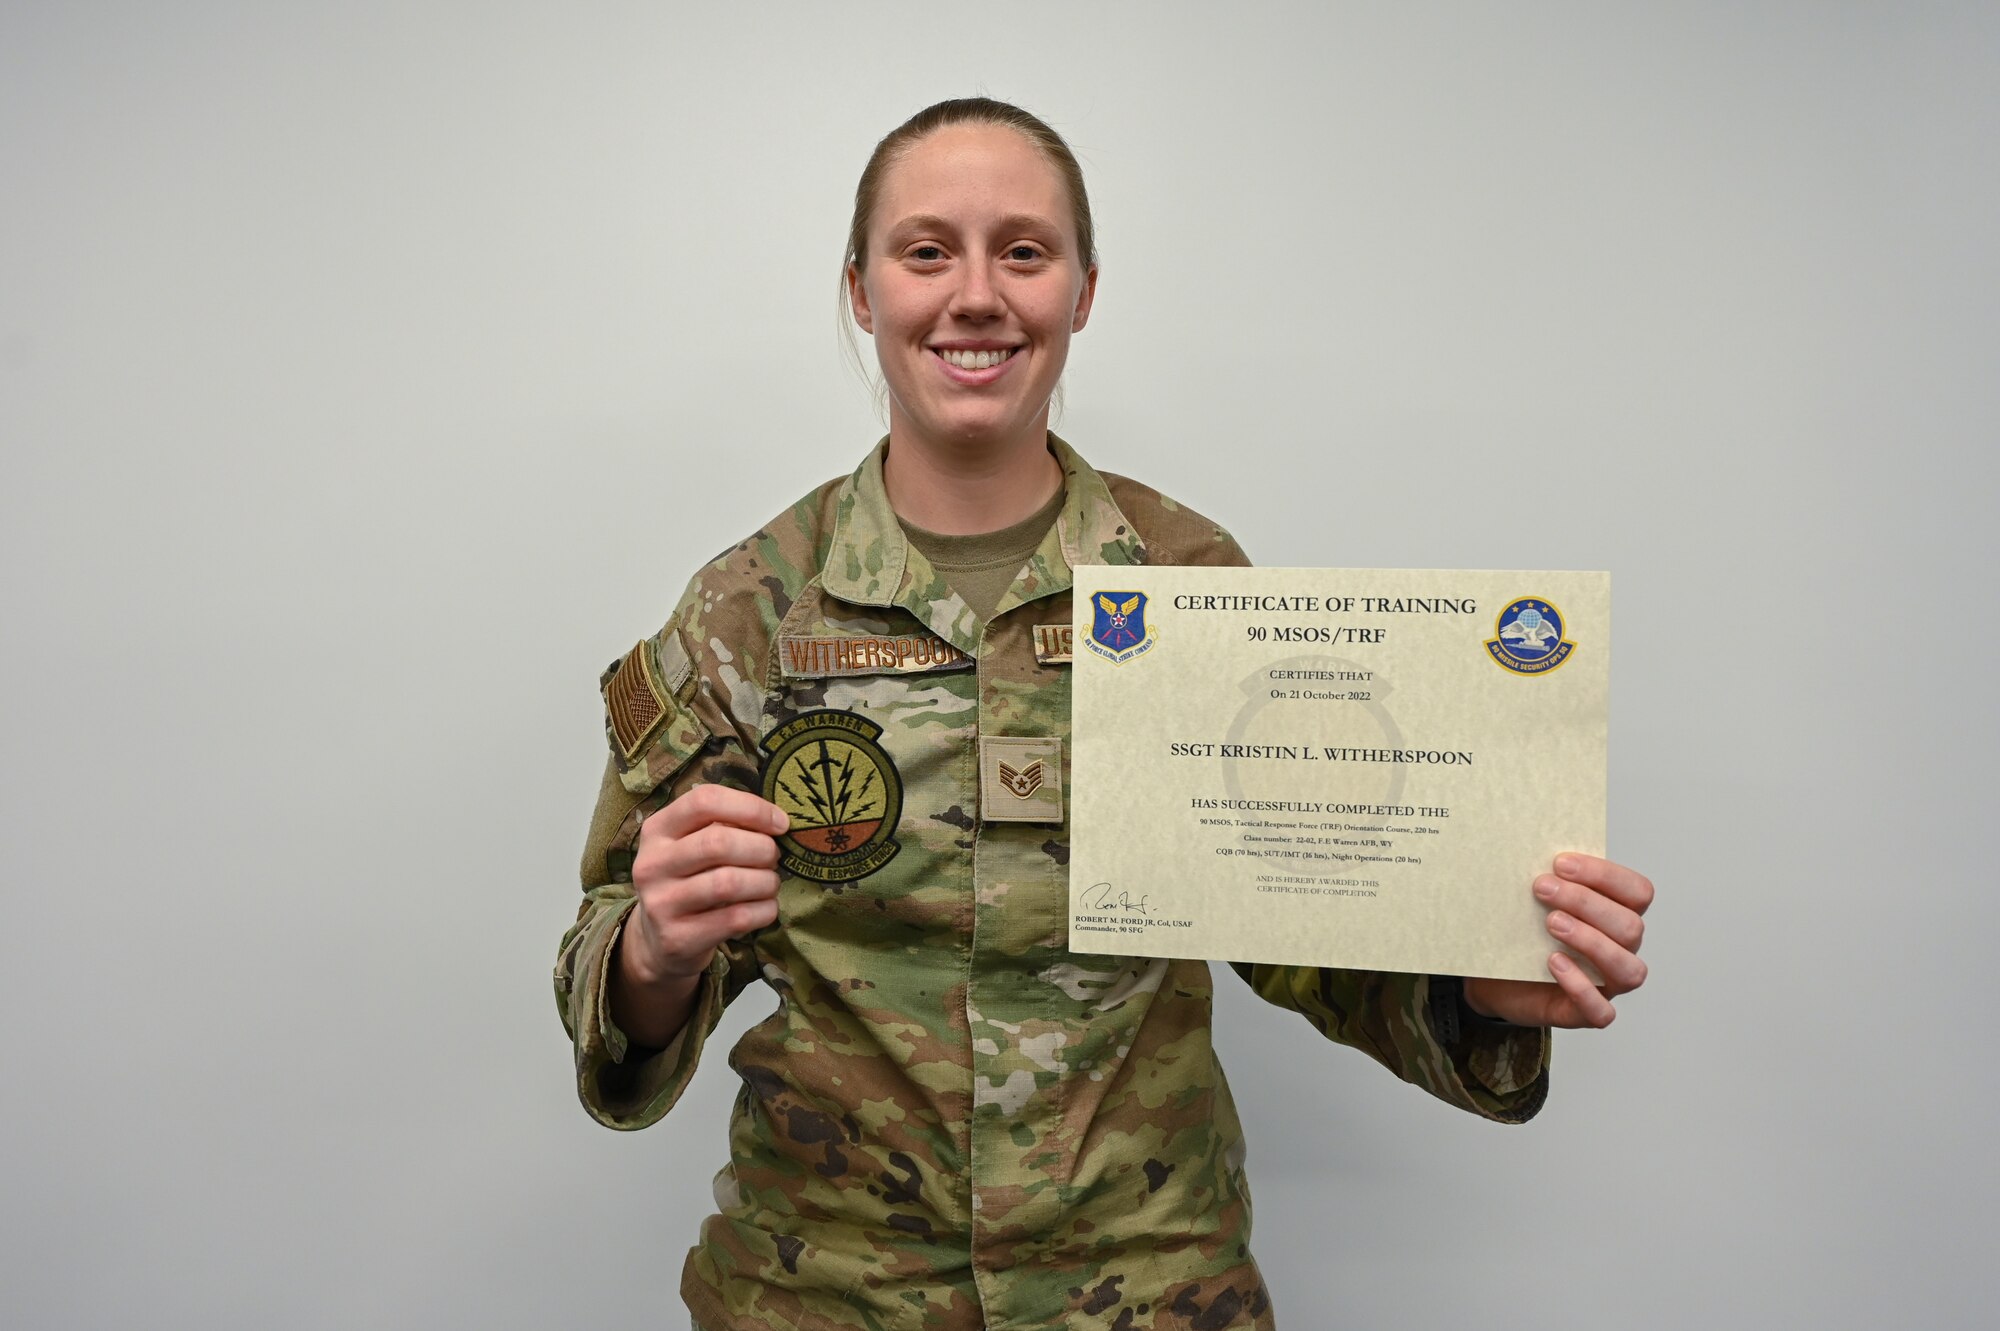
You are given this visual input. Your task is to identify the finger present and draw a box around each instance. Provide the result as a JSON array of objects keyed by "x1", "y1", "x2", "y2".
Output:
[
  {"x1": 647, "y1": 893, "x2": 782, "y2": 971},
  {"x1": 650, "y1": 821, "x2": 784, "y2": 878},
  {"x1": 1463, "y1": 976, "x2": 1561, "y2": 1029},
  {"x1": 1553, "y1": 853, "x2": 1654, "y2": 915},
  {"x1": 674, "y1": 894, "x2": 781, "y2": 952},
  {"x1": 1548, "y1": 953, "x2": 1616, "y2": 1028},
  {"x1": 648, "y1": 784, "x2": 790, "y2": 841},
  {"x1": 1534, "y1": 872, "x2": 1645, "y2": 953},
  {"x1": 1545, "y1": 908, "x2": 1649, "y2": 996},
  {"x1": 663, "y1": 865, "x2": 781, "y2": 917}
]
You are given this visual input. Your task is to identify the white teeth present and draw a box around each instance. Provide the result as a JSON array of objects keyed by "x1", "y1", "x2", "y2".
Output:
[{"x1": 939, "y1": 348, "x2": 1013, "y2": 370}]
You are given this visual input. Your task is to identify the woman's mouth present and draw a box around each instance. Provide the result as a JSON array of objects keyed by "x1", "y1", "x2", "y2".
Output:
[{"x1": 933, "y1": 347, "x2": 1019, "y2": 371}]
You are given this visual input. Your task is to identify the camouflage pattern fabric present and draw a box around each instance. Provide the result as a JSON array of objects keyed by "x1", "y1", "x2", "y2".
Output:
[{"x1": 556, "y1": 436, "x2": 1551, "y2": 1331}]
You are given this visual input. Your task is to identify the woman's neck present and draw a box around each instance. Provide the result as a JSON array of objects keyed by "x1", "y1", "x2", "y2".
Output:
[{"x1": 881, "y1": 420, "x2": 1063, "y2": 536}]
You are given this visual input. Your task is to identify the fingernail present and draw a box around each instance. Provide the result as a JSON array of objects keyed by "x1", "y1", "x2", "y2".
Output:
[
  {"x1": 1554, "y1": 854, "x2": 1579, "y2": 877},
  {"x1": 1550, "y1": 953, "x2": 1573, "y2": 974},
  {"x1": 771, "y1": 810, "x2": 789, "y2": 833},
  {"x1": 1547, "y1": 910, "x2": 1574, "y2": 937},
  {"x1": 1533, "y1": 877, "x2": 1558, "y2": 901}
]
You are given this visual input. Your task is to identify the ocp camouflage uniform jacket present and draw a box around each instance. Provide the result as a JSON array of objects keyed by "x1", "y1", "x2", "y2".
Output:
[{"x1": 556, "y1": 437, "x2": 1550, "y2": 1331}]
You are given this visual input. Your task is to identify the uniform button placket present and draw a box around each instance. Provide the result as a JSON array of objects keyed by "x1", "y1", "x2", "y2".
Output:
[{"x1": 966, "y1": 620, "x2": 999, "y2": 1324}]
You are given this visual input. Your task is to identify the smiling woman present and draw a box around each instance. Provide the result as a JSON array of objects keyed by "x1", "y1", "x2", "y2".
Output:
[
  {"x1": 845, "y1": 109, "x2": 1099, "y2": 534},
  {"x1": 553, "y1": 97, "x2": 1653, "y2": 1331}
]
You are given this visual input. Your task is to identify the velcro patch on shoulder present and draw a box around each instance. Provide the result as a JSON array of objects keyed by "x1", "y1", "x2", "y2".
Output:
[
  {"x1": 603, "y1": 641, "x2": 668, "y2": 761},
  {"x1": 600, "y1": 621, "x2": 712, "y2": 796},
  {"x1": 602, "y1": 624, "x2": 699, "y2": 763},
  {"x1": 654, "y1": 621, "x2": 696, "y2": 700},
  {"x1": 779, "y1": 633, "x2": 972, "y2": 679}
]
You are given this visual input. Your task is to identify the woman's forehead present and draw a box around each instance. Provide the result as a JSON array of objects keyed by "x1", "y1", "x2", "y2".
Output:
[{"x1": 875, "y1": 124, "x2": 1072, "y2": 229}]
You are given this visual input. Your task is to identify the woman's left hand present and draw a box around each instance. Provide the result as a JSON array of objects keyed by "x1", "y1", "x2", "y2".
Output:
[{"x1": 1462, "y1": 853, "x2": 1654, "y2": 1029}]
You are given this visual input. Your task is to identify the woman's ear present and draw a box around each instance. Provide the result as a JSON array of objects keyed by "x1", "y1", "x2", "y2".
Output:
[
  {"x1": 847, "y1": 263, "x2": 874, "y2": 334},
  {"x1": 1071, "y1": 263, "x2": 1099, "y2": 333}
]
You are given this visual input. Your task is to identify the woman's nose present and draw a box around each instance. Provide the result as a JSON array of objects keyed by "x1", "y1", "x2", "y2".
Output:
[{"x1": 948, "y1": 260, "x2": 1004, "y2": 319}]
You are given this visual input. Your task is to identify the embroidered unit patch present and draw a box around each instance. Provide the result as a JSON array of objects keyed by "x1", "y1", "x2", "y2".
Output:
[
  {"x1": 761, "y1": 710, "x2": 904, "y2": 882},
  {"x1": 979, "y1": 735, "x2": 1064, "y2": 824}
]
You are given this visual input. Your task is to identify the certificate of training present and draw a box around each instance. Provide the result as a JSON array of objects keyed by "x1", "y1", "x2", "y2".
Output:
[{"x1": 1069, "y1": 567, "x2": 1608, "y2": 982}]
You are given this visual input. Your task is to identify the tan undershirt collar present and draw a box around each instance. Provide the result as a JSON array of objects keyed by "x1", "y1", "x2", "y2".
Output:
[{"x1": 900, "y1": 485, "x2": 1065, "y2": 626}]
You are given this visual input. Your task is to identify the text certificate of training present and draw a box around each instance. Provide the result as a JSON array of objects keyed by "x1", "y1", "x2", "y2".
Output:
[{"x1": 1069, "y1": 567, "x2": 1608, "y2": 982}]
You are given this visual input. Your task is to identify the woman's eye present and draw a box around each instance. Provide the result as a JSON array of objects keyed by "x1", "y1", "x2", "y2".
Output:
[
  {"x1": 911, "y1": 245, "x2": 944, "y2": 262},
  {"x1": 1008, "y1": 245, "x2": 1041, "y2": 262}
]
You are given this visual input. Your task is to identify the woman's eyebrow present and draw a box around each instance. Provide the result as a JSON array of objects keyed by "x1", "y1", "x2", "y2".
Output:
[
  {"x1": 883, "y1": 212, "x2": 1062, "y2": 241},
  {"x1": 883, "y1": 213, "x2": 954, "y2": 241},
  {"x1": 991, "y1": 213, "x2": 1060, "y2": 234}
]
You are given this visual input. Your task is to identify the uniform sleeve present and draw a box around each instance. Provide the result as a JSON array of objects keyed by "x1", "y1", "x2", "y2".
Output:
[
  {"x1": 1229, "y1": 964, "x2": 1550, "y2": 1123},
  {"x1": 553, "y1": 612, "x2": 765, "y2": 1131}
]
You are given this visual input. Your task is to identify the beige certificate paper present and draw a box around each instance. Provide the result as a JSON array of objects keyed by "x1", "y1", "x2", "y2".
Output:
[{"x1": 1069, "y1": 567, "x2": 1608, "y2": 982}]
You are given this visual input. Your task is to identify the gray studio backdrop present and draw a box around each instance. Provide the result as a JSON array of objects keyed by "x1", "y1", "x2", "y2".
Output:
[{"x1": 4, "y1": 3, "x2": 1994, "y2": 1328}]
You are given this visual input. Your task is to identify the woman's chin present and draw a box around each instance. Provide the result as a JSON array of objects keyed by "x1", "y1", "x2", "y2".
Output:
[{"x1": 896, "y1": 410, "x2": 1050, "y2": 454}]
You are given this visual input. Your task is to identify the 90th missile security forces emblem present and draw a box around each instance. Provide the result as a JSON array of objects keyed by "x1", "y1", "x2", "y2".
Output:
[
  {"x1": 1084, "y1": 591, "x2": 1158, "y2": 665},
  {"x1": 761, "y1": 710, "x2": 903, "y2": 882},
  {"x1": 1485, "y1": 596, "x2": 1577, "y2": 675}
]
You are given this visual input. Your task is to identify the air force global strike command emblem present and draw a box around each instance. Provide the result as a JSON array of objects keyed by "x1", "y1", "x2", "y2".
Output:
[
  {"x1": 1486, "y1": 596, "x2": 1577, "y2": 675},
  {"x1": 1084, "y1": 591, "x2": 1158, "y2": 665},
  {"x1": 760, "y1": 710, "x2": 903, "y2": 882}
]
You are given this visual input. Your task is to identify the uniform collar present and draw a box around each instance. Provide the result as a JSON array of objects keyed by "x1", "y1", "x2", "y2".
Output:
[{"x1": 822, "y1": 434, "x2": 1147, "y2": 655}]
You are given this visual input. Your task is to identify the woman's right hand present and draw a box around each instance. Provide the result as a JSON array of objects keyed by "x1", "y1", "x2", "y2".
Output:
[{"x1": 610, "y1": 786, "x2": 788, "y2": 1047}]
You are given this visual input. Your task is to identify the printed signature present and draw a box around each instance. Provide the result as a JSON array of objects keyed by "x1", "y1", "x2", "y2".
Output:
[{"x1": 1078, "y1": 882, "x2": 1151, "y2": 916}]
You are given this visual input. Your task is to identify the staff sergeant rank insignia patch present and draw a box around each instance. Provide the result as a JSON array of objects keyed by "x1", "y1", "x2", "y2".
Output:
[
  {"x1": 978, "y1": 735, "x2": 1064, "y2": 824},
  {"x1": 761, "y1": 709, "x2": 903, "y2": 882}
]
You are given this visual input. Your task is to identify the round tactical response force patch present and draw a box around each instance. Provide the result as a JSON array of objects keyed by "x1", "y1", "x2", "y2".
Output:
[{"x1": 760, "y1": 709, "x2": 902, "y2": 882}]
